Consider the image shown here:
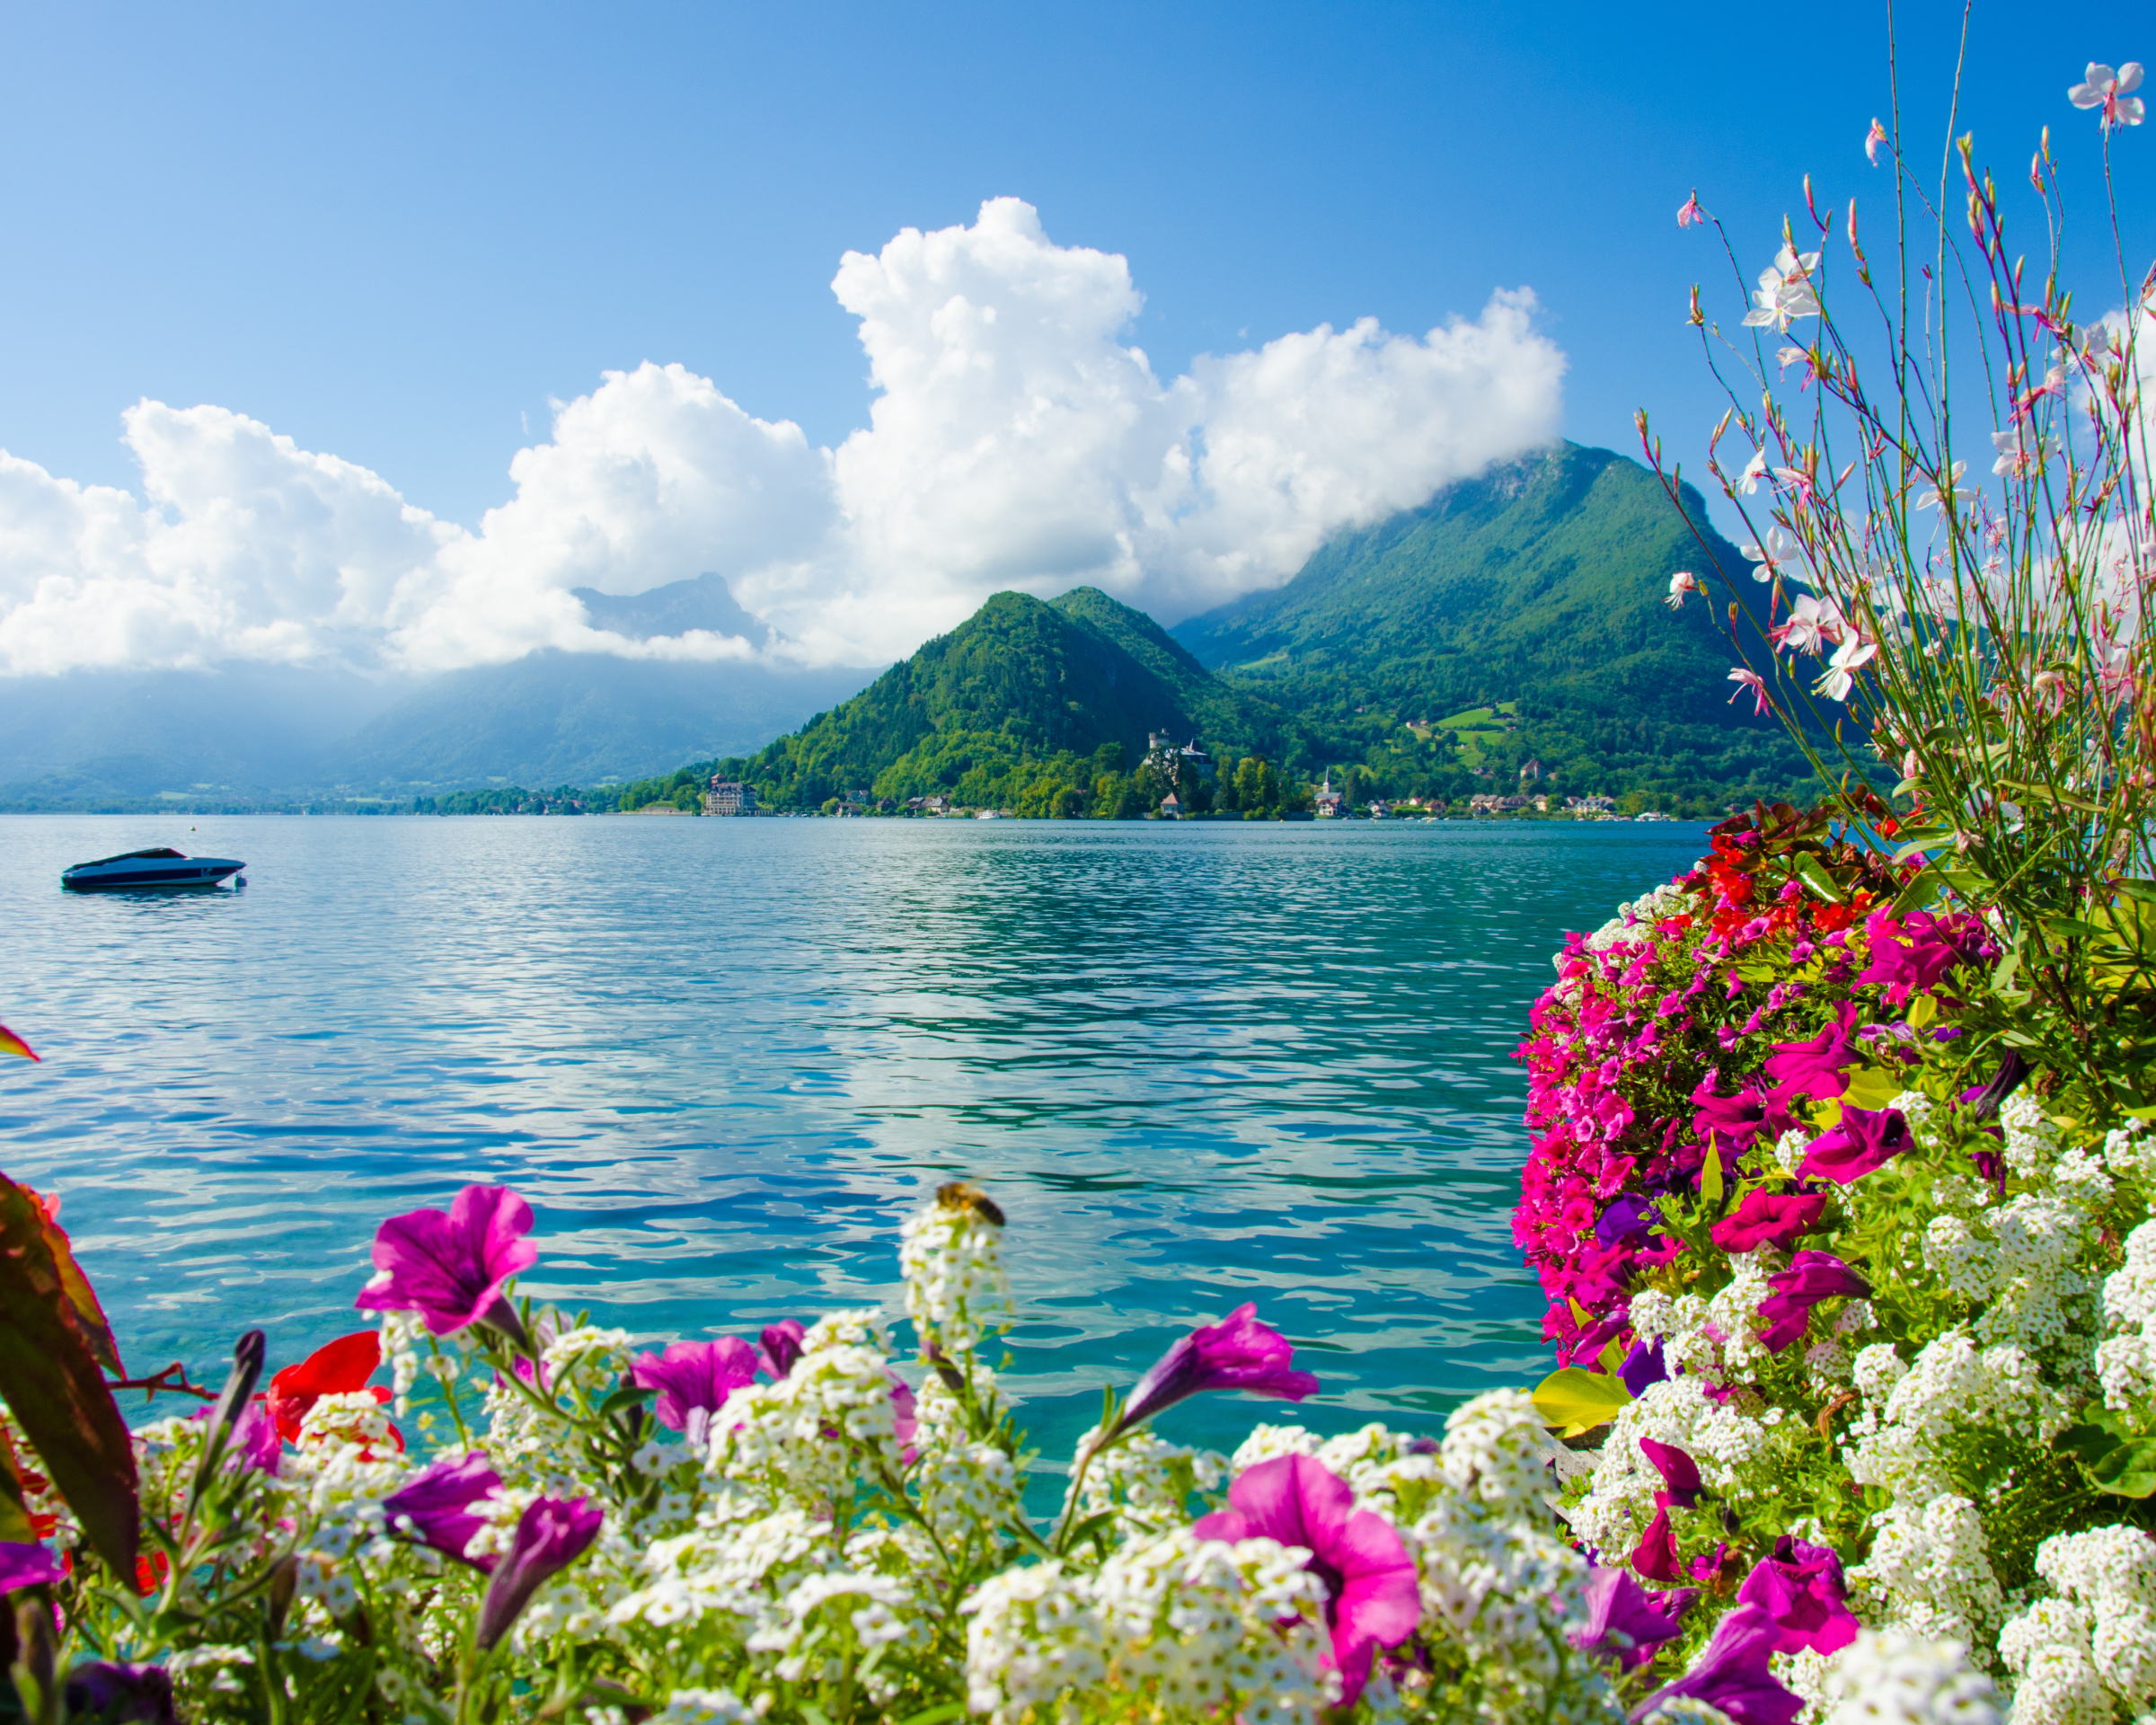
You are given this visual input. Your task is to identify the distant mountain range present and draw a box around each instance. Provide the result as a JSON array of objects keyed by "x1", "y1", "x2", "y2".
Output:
[
  {"x1": 0, "y1": 575, "x2": 879, "y2": 809},
  {"x1": 0, "y1": 447, "x2": 1814, "y2": 814}
]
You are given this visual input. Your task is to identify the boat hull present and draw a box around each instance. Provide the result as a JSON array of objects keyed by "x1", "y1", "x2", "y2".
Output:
[{"x1": 62, "y1": 861, "x2": 244, "y2": 892}]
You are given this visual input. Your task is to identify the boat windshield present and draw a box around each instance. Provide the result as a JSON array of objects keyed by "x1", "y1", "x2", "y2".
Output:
[{"x1": 80, "y1": 848, "x2": 188, "y2": 865}]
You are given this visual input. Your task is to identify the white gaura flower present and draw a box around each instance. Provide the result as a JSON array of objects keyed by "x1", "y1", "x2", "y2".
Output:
[
  {"x1": 1666, "y1": 571, "x2": 1703, "y2": 609},
  {"x1": 2069, "y1": 62, "x2": 2145, "y2": 129},
  {"x1": 1743, "y1": 244, "x2": 1824, "y2": 332},
  {"x1": 1866, "y1": 118, "x2": 1889, "y2": 164},
  {"x1": 1772, "y1": 593, "x2": 1846, "y2": 655},
  {"x1": 1816, "y1": 632, "x2": 1878, "y2": 702},
  {"x1": 1740, "y1": 524, "x2": 1801, "y2": 581},
  {"x1": 1727, "y1": 668, "x2": 1771, "y2": 714},
  {"x1": 1914, "y1": 462, "x2": 1974, "y2": 511},
  {"x1": 1738, "y1": 448, "x2": 1771, "y2": 494},
  {"x1": 1992, "y1": 427, "x2": 2060, "y2": 477}
]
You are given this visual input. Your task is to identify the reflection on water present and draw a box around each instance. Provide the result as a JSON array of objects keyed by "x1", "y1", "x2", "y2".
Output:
[{"x1": 0, "y1": 814, "x2": 1705, "y2": 1461}]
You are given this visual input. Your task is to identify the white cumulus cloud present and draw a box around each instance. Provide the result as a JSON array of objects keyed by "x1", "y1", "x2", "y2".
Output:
[{"x1": 0, "y1": 198, "x2": 1564, "y2": 677}]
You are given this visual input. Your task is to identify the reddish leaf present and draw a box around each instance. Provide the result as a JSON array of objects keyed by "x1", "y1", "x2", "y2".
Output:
[
  {"x1": 0, "y1": 1174, "x2": 138, "y2": 1580},
  {"x1": 17, "y1": 1183, "x2": 122, "y2": 1378}
]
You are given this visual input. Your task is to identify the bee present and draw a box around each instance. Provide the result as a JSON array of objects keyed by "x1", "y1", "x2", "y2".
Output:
[{"x1": 936, "y1": 1181, "x2": 1006, "y2": 1227}]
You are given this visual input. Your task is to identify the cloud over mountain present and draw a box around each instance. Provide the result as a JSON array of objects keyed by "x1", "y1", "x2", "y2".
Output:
[{"x1": 0, "y1": 199, "x2": 1564, "y2": 677}]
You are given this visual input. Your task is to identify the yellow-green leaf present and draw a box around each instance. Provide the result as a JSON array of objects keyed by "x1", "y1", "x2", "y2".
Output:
[
  {"x1": 1904, "y1": 995, "x2": 1937, "y2": 1030},
  {"x1": 1701, "y1": 1140, "x2": 1724, "y2": 1204},
  {"x1": 1532, "y1": 1367, "x2": 1634, "y2": 1438},
  {"x1": 1596, "y1": 1335, "x2": 1628, "y2": 1375},
  {"x1": 1841, "y1": 1065, "x2": 1904, "y2": 1110}
]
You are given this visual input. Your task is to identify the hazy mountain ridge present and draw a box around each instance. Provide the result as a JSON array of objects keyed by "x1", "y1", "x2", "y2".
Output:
[{"x1": 0, "y1": 575, "x2": 880, "y2": 809}]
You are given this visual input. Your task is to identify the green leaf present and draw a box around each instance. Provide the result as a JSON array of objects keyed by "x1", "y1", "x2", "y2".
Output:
[
  {"x1": 1531, "y1": 1367, "x2": 1634, "y2": 1438},
  {"x1": 894, "y1": 1707, "x2": 968, "y2": 1725},
  {"x1": 2090, "y1": 1438, "x2": 2156, "y2": 1499},
  {"x1": 1840, "y1": 1066, "x2": 1905, "y2": 1110},
  {"x1": 0, "y1": 1174, "x2": 139, "y2": 1581},
  {"x1": 1700, "y1": 1140, "x2": 1724, "y2": 1205}
]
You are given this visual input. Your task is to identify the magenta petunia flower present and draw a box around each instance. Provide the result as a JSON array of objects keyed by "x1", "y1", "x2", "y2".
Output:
[
  {"x1": 1763, "y1": 1004, "x2": 1863, "y2": 1102},
  {"x1": 1116, "y1": 1304, "x2": 1320, "y2": 1434},
  {"x1": 62, "y1": 1662, "x2": 179, "y2": 1725},
  {"x1": 475, "y1": 1495, "x2": 604, "y2": 1650},
  {"x1": 1630, "y1": 1508, "x2": 1683, "y2": 1582},
  {"x1": 1630, "y1": 1603, "x2": 1802, "y2": 1725},
  {"x1": 1857, "y1": 908, "x2": 1992, "y2": 1004},
  {"x1": 1756, "y1": 1252, "x2": 1872, "y2": 1352},
  {"x1": 1710, "y1": 1190, "x2": 1827, "y2": 1253},
  {"x1": 381, "y1": 1452, "x2": 505, "y2": 1571},
  {"x1": 1639, "y1": 1438, "x2": 1702, "y2": 1508},
  {"x1": 1570, "y1": 1565, "x2": 1695, "y2": 1668},
  {"x1": 354, "y1": 1185, "x2": 537, "y2": 1341},
  {"x1": 1691, "y1": 1075, "x2": 1797, "y2": 1156},
  {"x1": 1737, "y1": 1535, "x2": 1860, "y2": 1655},
  {"x1": 758, "y1": 1320, "x2": 808, "y2": 1379},
  {"x1": 0, "y1": 1540, "x2": 63, "y2": 1595},
  {"x1": 1798, "y1": 1105, "x2": 1913, "y2": 1185},
  {"x1": 1192, "y1": 1455, "x2": 1419, "y2": 1704},
  {"x1": 630, "y1": 1338, "x2": 759, "y2": 1442}
]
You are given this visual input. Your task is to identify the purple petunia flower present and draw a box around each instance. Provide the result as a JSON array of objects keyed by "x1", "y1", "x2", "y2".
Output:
[
  {"x1": 1595, "y1": 1196, "x2": 1665, "y2": 1248},
  {"x1": 381, "y1": 1452, "x2": 505, "y2": 1571},
  {"x1": 1619, "y1": 1339, "x2": 1667, "y2": 1398},
  {"x1": 630, "y1": 1338, "x2": 759, "y2": 1444},
  {"x1": 1756, "y1": 1252, "x2": 1871, "y2": 1353},
  {"x1": 63, "y1": 1662, "x2": 180, "y2": 1725},
  {"x1": 1631, "y1": 1603, "x2": 1803, "y2": 1725},
  {"x1": 1193, "y1": 1455, "x2": 1418, "y2": 1704},
  {"x1": 1710, "y1": 1189, "x2": 1827, "y2": 1253},
  {"x1": 475, "y1": 1495, "x2": 604, "y2": 1650},
  {"x1": 1570, "y1": 1565, "x2": 1695, "y2": 1669},
  {"x1": 758, "y1": 1320, "x2": 808, "y2": 1380},
  {"x1": 1115, "y1": 1304, "x2": 1320, "y2": 1435},
  {"x1": 354, "y1": 1185, "x2": 537, "y2": 1345},
  {"x1": 1798, "y1": 1106, "x2": 1914, "y2": 1185},
  {"x1": 1763, "y1": 1004, "x2": 1863, "y2": 1103},
  {"x1": 0, "y1": 1540, "x2": 63, "y2": 1595},
  {"x1": 1736, "y1": 1535, "x2": 1860, "y2": 1655}
]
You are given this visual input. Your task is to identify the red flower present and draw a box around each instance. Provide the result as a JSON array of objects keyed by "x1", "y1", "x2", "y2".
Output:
[{"x1": 265, "y1": 1332, "x2": 398, "y2": 1449}]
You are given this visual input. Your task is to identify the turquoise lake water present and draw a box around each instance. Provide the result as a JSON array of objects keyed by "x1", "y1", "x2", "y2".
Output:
[{"x1": 0, "y1": 815, "x2": 1706, "y2": 1464}]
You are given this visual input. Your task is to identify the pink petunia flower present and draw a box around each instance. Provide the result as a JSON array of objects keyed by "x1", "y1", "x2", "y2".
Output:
[
  {"x1": 354, "y1": 1186, "x2": 538, "y2": 1344},
  {"x1": 1193, "y1": 1455, "x2": 1419, "y2": 1704},
  {"x1": 2070, "y1": 62, "x2": 2145, "y2": 129},
  {"x1": 1736, "y1": 1535, "x2": 1860, "y2": 1654},
  {"x1": 1115, "y1": 1304, "x2": 1319, "y2": 1435},
  {"x1": 631, "y1": 1339, "x2": 760, "y2": 1443}
]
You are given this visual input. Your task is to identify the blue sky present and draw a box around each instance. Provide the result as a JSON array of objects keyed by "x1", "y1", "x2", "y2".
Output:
[{"x1": 0, "y1": 1, "x2": 2147, "y2": 668}]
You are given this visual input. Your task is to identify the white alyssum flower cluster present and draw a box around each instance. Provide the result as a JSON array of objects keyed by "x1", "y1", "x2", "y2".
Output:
[{"x1": 1998, "y1": 1526, "x2": 2156, "y2": 1725}]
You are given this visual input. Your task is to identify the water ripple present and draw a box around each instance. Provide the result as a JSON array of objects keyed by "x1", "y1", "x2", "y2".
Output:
[{"x1": 0, "y1": 814, "x2": 1704, "y2": 1460}]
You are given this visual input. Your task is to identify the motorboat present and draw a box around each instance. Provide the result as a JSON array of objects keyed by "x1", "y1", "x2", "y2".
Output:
[{"x1": 61, "y1": 848, "x2": 245, "y2": 892}]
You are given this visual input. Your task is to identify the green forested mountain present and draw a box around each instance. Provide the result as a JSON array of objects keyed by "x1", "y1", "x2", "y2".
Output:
[
  {"x1": 711, "y1": 588, "x2": 1298, "y2": 814},
  {"x1": 1171, "y1": 442, "x2": 1812, "y2": 810},
  {"x1": 674, "y1": 443, "x2": 1817, "y2": 818}
]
